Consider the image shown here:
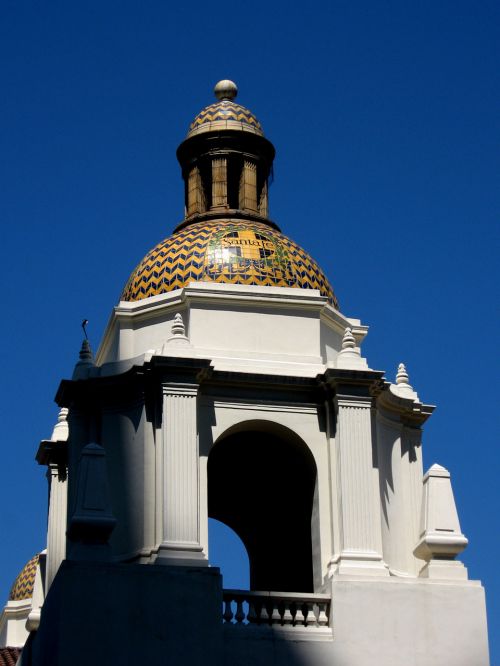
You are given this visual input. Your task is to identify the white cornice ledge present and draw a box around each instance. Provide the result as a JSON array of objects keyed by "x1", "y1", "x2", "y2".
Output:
[
  {"x1": 115, "y1": 283, "x2": 329, "y2": 317},
  {"x1": 377, "y1": 382, "x2": 435, "y2": 424}
]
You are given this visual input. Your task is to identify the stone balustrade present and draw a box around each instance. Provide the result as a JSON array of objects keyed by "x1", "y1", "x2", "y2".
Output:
[{"x1": 222, "y1": 590, "x2": 330, "y2": 628}]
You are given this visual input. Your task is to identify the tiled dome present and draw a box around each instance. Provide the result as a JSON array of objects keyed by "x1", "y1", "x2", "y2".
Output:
[
  {"x1": 187, "y1": 100, "x2": 263, "y2": 137},
  {"x1": 187, "y1": 79, "x2": 264, "y2": 138},
  {"x1": 9, "y1": 554, "x2": 39, "y2": 601},
  {"x1": 121, "y1": 219, "x2": 338, "y2": 307}
]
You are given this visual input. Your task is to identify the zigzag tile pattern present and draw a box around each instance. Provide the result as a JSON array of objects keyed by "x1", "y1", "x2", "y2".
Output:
[
  {"x1": 121, "y1": 220, "x2": 338, "y2": 308},
  {"x1": 188, "y1": 100, "x2": 263, "y2": 136},
  {"x1": 9, "y1": 554, "x2": 39, "y2": 601}
]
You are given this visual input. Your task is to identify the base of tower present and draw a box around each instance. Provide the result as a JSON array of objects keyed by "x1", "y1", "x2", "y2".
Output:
[{"x1": 25, "y1": 561, "x2": 223, "y2": 666}]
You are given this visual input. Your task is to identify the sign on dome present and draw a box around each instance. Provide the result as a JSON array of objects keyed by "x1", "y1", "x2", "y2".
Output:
[{"x1": 205, "y1": 225, "x2": 295, "y2": 283}]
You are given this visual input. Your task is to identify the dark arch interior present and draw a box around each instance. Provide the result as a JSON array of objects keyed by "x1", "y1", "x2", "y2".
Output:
[{"x1": 208, "y1": 428, "x2": 317, "y2": 592}]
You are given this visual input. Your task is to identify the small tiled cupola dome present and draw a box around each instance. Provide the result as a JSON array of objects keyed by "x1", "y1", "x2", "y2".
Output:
[{"x1": 187, "y1": 80, "x2": 264, "y2": 138}]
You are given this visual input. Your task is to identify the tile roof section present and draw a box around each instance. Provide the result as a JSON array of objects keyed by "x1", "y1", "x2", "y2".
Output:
[
  {"x1": 0, "y1": 648, "x2": 21, "y2": 666},
  {"x1": 187, "y1": 100, "x2": 264, "y2": 137}
]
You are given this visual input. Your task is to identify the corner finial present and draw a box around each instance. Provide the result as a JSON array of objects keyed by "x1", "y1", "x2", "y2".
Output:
[
  {"x1": 67, "y1": 443, "x2": 116, "y2": 562},
  {"x1": 214, "y1": 79, "x2": 238, "y2": 101},
  {"x1": 51, "y1": 407, "x2": 69, "y2": 441},
  {"x1": 79, "y1": 339, "x2": 93, "y2": 363},
  {"x1": 341, "y1": 327, "x2": 356, "y2": 350},
  {"x1": 396, "y1": 362, "x2": 410, "y2": 386},
  {"x1": 161, "y1": 312, "x2": 192, "y2": 354},
  {"x1": 171, "y1": 312, "x2": 186, "y2": 338},
  {"x1": 414, "y1": 463, "x2": 468, "y2": 579},
  {"x1": 72, "y1": 336, "x2": 95, "y2": 379},
  {"x1": 336, "y1": 326, "x2": 369, "y2": 369}
]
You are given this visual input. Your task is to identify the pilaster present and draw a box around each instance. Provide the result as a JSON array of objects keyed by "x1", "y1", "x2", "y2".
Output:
[
  {"x1": 375, "y1": 367, "x2": 434, "y2": 576},
  {"x1": 335, "y1": 396, "x2": 387, "y2": 575},
  {"x1": 322, "y1": 369, "x2": 388, "y2": 576},
  {"x1": 36, "y1": 408, "x2": 69, "y2": 592},
  {"x1": 45, "y1": 465, "x2": 68, "y2": 588},
  {"x1": 153, "y1": 356, "x2": 212, "y2": 566},
  {"x1": 158, "y1": 385, "x2": 205, "y2": 565}
]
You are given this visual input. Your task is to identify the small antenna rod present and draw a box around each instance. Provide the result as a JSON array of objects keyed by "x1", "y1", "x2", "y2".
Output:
[{"x1": 81, "y1": 319, "x2": 89, "y2": 340}]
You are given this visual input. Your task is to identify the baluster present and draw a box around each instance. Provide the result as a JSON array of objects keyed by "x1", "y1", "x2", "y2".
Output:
[
  {"x1": 248, "y1": 601, "x2": 258, "y2": 624},
  {"x1": 235, "y1": 598, "x2": 245, "y2": 624},
  {"x1": 282, "y1": 601, "x2": 293, "y2": 625},
  {"x1": 259, "y1": 603, "x2": 270, "y2": 625},
  {"x1": 294, "y1": 603, "x2": 305, "y2": 626},
  {"x1": 317, "y1": 602, "x2": 329, "y2": 627},
  {"x1": 303, "y1": 602, "x2": 314, "y2": 626},
  {"x1": 223, "y1": 598, "x2": 234, "y2": 623},
  {"x1": 270, "y1": 601, "x2": 281, "y2": 625},
  {"x1": 222, "y1": 593, "x2": 330, "y2": 629}
]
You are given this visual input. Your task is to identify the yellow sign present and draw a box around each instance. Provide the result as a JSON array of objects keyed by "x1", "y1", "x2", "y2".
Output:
[{"x1": 207, "y1": 228, "x2": 279, "y2": 265}]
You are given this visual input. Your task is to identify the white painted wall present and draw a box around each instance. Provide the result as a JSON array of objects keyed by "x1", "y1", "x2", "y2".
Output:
[{"x1": 96, "y1": 283, "x2": 362, "y2": 376}]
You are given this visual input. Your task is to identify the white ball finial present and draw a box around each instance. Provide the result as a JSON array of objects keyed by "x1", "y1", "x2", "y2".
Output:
[
  {"x1": 214, "y1": 79, "x2": 238, "y2": 101},
  {"x1": 396, "y1": 362, "x2": 410, "y2": 385}
]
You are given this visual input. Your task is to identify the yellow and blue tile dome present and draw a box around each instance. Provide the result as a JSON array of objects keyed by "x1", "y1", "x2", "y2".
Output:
[
  {"x1": 9, "y1": 554, "x2": 39, "y2": 601},
  {"x1": 121, "y1": 219, "x2": 338, "y2": 307},
  {"x1": 187, "y1": 79, "x2": 264, "y2": 138}
]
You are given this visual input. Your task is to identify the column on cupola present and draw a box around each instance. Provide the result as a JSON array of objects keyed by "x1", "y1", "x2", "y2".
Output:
[
  {"x1": 325, "y1": 329, "x2": 388, "y2": 576},
  {"x1": 239, "y1": 159, "x2": 258, "y2": 212},
  {"x1": 187, "y1": 165, "x2": 206, "y2": 215},
  {"x1": 155, "y1": 349, "x2": 212, "y2": 566},
  {"x1": 211, "y1": 158, "x2": 228, "y2": 208},
  {"x1": 258, "y1": 179, "x2": 268, "y2": 217},
  {"x1": 376, "y1": 364, "x2": 434, "y2": 576},
  {"x1": 36, "y1": 408, "x2": 69, "y2": 591}
]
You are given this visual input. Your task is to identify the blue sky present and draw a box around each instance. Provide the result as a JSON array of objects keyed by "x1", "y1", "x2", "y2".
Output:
[{"x1": 1, "y1": 0, "x2": 498, "y2": 661}]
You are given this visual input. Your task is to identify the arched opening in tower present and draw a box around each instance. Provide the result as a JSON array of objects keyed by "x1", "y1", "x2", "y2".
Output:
[{"x1": 207, "y1": 427, "x2": 317, "y2": 593}]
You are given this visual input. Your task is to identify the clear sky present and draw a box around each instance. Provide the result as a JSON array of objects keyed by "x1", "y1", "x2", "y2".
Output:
[{"x1": 1, "y1": 0, "x2": 498, "y2": 661}]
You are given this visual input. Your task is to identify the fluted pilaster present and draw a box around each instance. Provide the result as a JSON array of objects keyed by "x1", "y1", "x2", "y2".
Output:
[
  {"x1": 158, "y1": 384, "x2": 206, "y2": 565},
  {"x1": 334, "y1": 396, "x2": 388, "y2": 576},
  {"x1": 45, "y1": 464, "x2": 68, "y2": 589}
]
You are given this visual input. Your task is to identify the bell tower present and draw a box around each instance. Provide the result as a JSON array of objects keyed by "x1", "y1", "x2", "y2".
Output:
[{"x1": 23, "y1": 81, "x2": 489, "y2": 666}]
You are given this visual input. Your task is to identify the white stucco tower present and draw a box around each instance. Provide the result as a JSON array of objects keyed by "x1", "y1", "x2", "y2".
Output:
[{"x1": 15, "y1": 81, "x2": 489, "y2": 666}]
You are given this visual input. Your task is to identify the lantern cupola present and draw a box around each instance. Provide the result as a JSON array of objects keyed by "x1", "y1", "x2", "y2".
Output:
[{"x1": 176, "y1": 80, "x2": 275, "y2": 229}]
